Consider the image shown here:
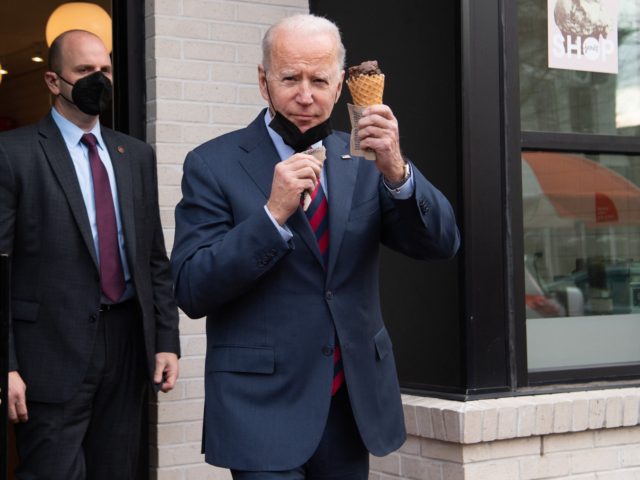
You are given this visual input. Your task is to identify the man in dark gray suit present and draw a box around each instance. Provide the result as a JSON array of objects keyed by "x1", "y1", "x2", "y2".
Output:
[{"x1": 0, "y1": 30, "x2": 180, "y2": 479}]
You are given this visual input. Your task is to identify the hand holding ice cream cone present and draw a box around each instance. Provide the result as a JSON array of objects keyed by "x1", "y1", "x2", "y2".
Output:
[
  {"x1": 345, "y1": 60, "x2": 406, "y2": 184},
  {"x1": 346, "y1": 60, "x2": 386, "y2": 160}
]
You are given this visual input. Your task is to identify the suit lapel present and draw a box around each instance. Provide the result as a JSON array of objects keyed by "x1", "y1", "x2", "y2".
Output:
[
  {"x1": 238, "y1": 113, "x2": 324, "y2": 267},
  {"x1": 103, "y1": 129, "x2": 137, "y2": 266},
  {"x1": 38, "y1": 115, "x2": 98, "y2": 268},
  {"x1": 324, "y1": 134, "x2": 358, "y2": 278},
  {"x1": 237, "y1": 127, "x2": 280, "y2": 200}
]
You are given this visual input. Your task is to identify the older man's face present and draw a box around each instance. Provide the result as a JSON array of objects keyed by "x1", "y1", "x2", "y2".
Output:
[{"x1": 259, "y1": 29, "x2": 344, "y2": 133}]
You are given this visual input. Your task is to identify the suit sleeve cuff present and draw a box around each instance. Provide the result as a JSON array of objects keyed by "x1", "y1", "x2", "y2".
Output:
[
  {"x1": 383, "y1": 164, "x2": 415, "y2": 200},
  {"x1": 264, "y1": 205, "x2": 293, "y2": 242}
]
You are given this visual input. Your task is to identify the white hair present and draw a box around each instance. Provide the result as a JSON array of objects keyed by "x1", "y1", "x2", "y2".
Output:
[{"x1": 262, "y1": 14, "x2": 346, "y2": 74}]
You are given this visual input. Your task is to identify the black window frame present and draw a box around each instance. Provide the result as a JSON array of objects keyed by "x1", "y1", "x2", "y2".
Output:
[
  {"x1": 112, "y1": 0, "x2": 146, "y2": 140},
  {"x1": 466, "y1": 0, "x2": 640, "y2": 395},
  {"x1": 458, "y1": 0, "x2": 520, "y2": 397},
  {"x1": 510, "y1": 1, "x2": 640, "y2": 388}
]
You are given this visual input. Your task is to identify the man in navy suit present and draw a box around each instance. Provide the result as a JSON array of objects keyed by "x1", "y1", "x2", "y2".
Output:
[
  {"x1": 171, "y1": 13, "x2": 459, "y2": 479},
  {"x1": 0, "y1": 30, "x2": 180, "y2": 479}
]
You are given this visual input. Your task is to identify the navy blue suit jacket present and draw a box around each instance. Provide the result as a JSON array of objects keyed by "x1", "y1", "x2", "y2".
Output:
[{"x1": 171, "y1": 110, "x2": 460, "y2": 470}]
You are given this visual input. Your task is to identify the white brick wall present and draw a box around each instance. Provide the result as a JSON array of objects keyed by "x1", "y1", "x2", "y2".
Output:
[
  {"x1": 146, "y1": 1, "x2": 308, "y2": 478},
  {"x1": 371, "y1": 389, "x2": 640, "y2": 480}
]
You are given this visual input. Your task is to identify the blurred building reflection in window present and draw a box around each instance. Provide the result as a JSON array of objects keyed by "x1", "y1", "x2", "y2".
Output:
[
  {"x1": 523, "y1": 151, "x2": 640, "y2": 371},
  {"x1": 519, "y1": 0, "x2": 640, "y2": 136}
]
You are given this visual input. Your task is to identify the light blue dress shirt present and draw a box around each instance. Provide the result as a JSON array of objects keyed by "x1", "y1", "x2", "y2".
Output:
[
  {"x1": 51, "y1": 107, "x2": 133, "y2": 301},
  {"x1": 262, "y1": 110, "x2": 414, "y2": 241}
]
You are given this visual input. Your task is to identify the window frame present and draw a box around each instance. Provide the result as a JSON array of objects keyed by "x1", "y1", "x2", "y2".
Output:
[
  {"x1": 512, "y1": 0, "x2": 640, "y2": 387},
  {"x1": 111, "y1": 0, "x2": 146, "y2": 140}
]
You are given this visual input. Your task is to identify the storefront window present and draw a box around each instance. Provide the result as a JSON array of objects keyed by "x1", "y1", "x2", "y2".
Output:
[
  {"x1": 519, "y1": 0, "x2": 640, "y2": 375},
  {"x1": 519, "y1": 0, "x2": 640, "y2": 136},
  {"x1": 523, "y1": 151, "x2": 640, "y2": 371}
]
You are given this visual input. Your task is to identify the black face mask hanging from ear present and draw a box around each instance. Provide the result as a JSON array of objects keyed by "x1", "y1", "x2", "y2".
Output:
[
  {"x1": 268, "y1": 112, "x2": 333, "y2": 153},
  {"x1": 264, "y1": 77, "x2": 334, "y2": 152},
  {"x1": 57, "y1": 71, "x2": 113, "y2": 116}
]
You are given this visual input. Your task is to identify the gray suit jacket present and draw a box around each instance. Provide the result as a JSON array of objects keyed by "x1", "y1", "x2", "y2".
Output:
[
  {"x1": 0, "y1": 112, "x2": 180, "y2": 403},
  {"x1": 170, "y1": 111, "x2": 460, "y2": 470}
]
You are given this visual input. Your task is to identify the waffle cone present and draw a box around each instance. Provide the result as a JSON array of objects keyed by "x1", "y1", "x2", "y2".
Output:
[{"x1": 346, "y1": 74, "x2": 385, "y2": 106}]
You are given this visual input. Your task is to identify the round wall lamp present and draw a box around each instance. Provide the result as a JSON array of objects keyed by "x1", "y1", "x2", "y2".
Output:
[{"x1": 45, "y1": 2, "x2": 112, "y2": 53}]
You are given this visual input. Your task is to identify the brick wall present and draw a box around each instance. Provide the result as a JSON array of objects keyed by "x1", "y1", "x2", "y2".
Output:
[
  {"x1": 145, "y1": 1, "x2": 308, "y2": 478},
  {"x1": 370, "y1": 389, "x2": 640, "y2": 480}
]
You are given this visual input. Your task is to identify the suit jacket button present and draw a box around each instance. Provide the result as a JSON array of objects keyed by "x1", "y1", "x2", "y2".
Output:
[
  {"x1": 325, "y1": 291, "x2": 333, "y2": 300},
  {"x1": 419, "y1": 198, "x2": 431, "y2": 215},
  {"x1": 322, "y1": 346, "x2": 334, "y2": 356},
  {"x1": 89, "y1": 314, "x2": 97, "y2": 323}
]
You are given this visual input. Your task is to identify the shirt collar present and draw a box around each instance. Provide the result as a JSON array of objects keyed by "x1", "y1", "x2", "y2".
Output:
[
  {"x1": 263, "y1": 109, "x2": 322, "y2": 161},
  {"x1": 51, "y1": 107, "x2": 106, "y2": 151}
]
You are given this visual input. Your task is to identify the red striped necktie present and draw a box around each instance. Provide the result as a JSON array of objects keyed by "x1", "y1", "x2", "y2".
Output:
[
  {"x1": 304, "y1": 179, "x2": 344, "y2": 395},
  {"x1": 304, "y1": 180, "x2": 329, "y2": 267}
]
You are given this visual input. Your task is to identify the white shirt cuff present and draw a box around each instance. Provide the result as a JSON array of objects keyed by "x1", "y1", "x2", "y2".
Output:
[
  {"x1": 383, "y1": 164, "x2": 415, "y2": 200},
  {"x1": 264, "y1": 205, "x2": 293, "y2": 242}
]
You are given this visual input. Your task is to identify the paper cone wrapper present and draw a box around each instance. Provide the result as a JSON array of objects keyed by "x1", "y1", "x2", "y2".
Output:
[
  {"x1": 346, "y1": 74, "x2": 385, "y2": 106},
  {"x1": 301, "y1": 146, "x2": 326, "y2": 210},
  {"x1": 347, "y1": 104, "x2": 376, "y2": 161}
]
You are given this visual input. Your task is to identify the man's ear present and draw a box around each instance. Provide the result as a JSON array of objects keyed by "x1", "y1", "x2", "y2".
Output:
[
  {"x1": 44, "y1": 71, "x2": 60, "y2": 96},
  {"x1": 258, "y1": 65, "x2": 270, "y2": 103}
]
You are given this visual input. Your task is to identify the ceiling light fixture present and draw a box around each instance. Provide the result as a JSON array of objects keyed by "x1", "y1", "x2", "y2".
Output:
[
  {"x1": 45, "y1": 2, "x2": 112, "y2": 53},
  {"x1": 31, "y1": 54, "x2": 45, "y2": 63}
]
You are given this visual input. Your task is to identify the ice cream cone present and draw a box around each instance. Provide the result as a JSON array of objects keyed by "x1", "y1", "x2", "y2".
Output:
[{"x1": 346, "y1": 74, "x2": 385, "y2": 106}]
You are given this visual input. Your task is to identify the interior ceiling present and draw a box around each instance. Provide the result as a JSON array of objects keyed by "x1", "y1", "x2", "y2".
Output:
[{"x1": 0, "y1": 0, "x2": 110, "y2": 78}]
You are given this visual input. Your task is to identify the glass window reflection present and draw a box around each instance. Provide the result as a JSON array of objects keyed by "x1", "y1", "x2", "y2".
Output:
[
  {"x1": 523, "y1": 152, "x2": 640, "y2": 371},
  {"x1": 519, "y1": 0, "x2": 640, "y2": 136}
]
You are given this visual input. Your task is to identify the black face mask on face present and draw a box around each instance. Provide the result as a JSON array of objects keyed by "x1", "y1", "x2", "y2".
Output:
[
  {"x1": 57, "y1": 71, "x2": 113, "y2": 116},
  {"x1": 268, "y1": 111, "x2": 333, "y2": 153}
]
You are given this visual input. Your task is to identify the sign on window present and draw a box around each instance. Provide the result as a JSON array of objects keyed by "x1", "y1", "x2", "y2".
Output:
[{"x1": 548, "y1": 0, "x2": 618, "y2": 74}]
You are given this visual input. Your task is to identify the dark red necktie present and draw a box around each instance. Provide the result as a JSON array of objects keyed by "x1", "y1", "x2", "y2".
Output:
[
  {"x1": 81, "y1": 133, "x2": 125, "y2": 303},
  {"x1": 304, "y1": 179, "x2": 344, "y2": 395}
]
